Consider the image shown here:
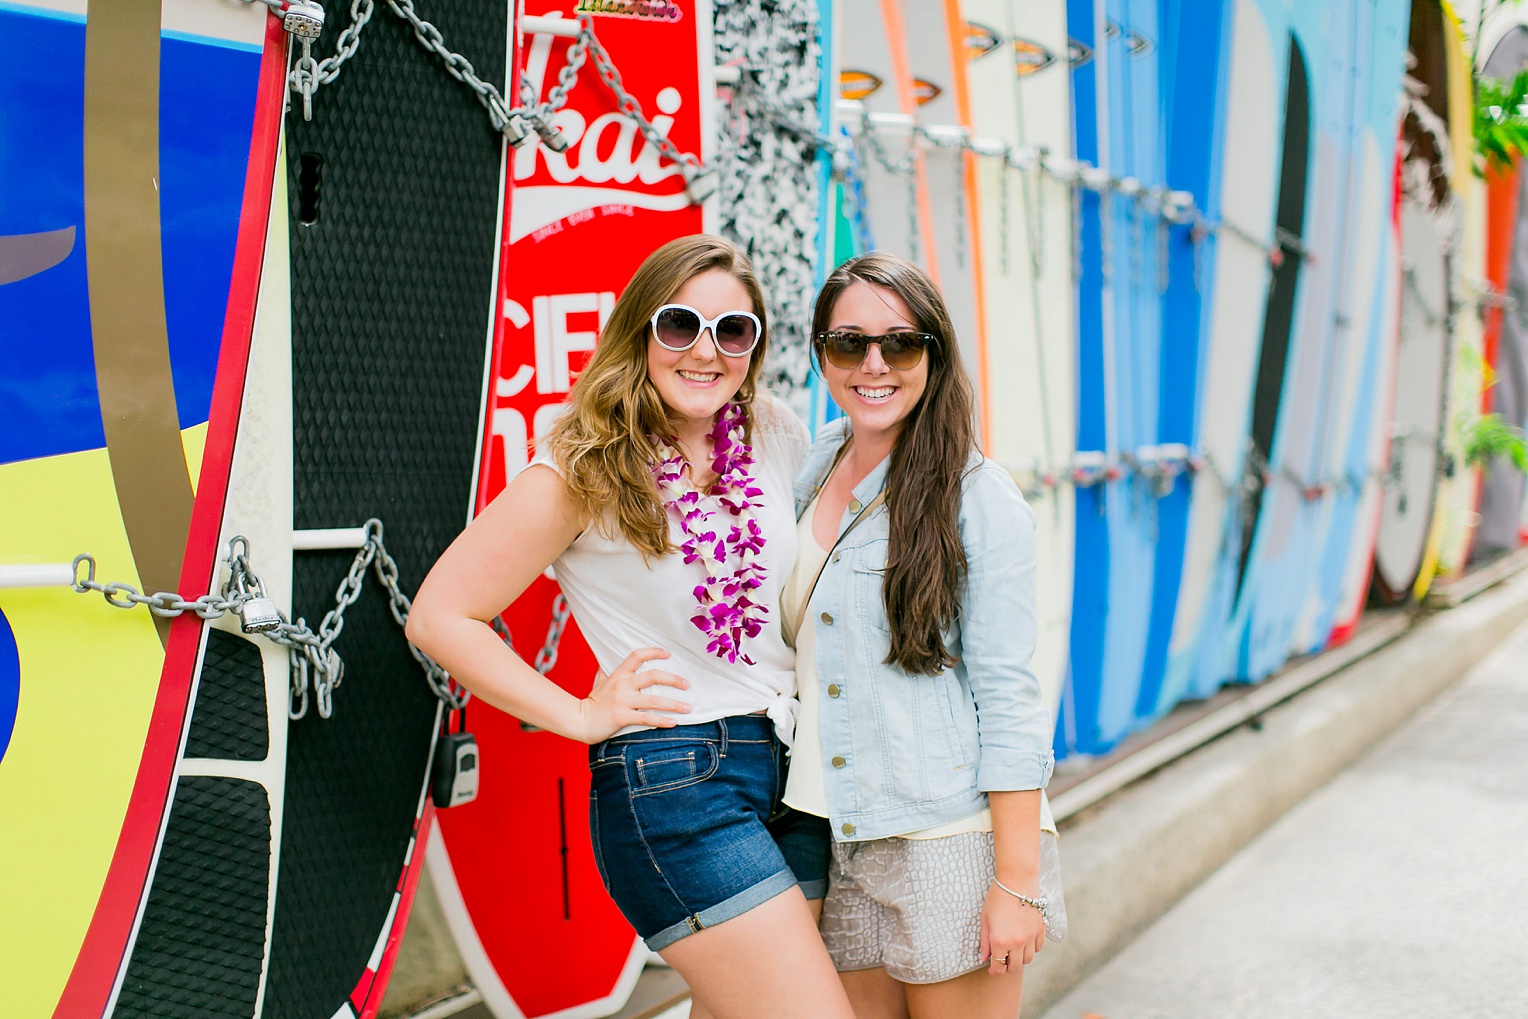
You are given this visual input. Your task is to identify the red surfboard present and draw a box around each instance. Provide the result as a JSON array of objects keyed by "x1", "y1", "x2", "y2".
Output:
[{"x1": 428, "y1": 4, "x2": 718, "y2": 1017}]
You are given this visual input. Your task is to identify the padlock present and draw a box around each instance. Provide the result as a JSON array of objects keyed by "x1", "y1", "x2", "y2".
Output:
[
  {"x1": 238, "y1": 596, "x2": 283, "y2": 634},
  {"x1": 432, "y1": 731, "x2": 480, "y2": 808},
  {"x1": 502, "y1": 115, "x2": 535, "y2": 149},
  {"x1": 282, "y1": 0, "x2": 325, "y2": 39}
]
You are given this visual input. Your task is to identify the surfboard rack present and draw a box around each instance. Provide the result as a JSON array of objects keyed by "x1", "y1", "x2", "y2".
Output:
[{"x1": 0, "y1": 563, "x2": 76, "y2": 589}]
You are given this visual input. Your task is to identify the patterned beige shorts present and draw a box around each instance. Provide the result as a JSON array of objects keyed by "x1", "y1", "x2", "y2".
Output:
[{"x1": 819, "y1": 831, "x2": 997, "y2": 984}]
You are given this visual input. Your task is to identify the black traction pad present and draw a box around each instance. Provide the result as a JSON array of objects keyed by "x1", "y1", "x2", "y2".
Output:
[
  {"x1": 114, "y1": 777, "x2": 272, "y2": 1019},
  {"x1": 265, "y1": 4, "x2": 508, "y2": 1016},
  {"x1": 184, "y1": 629, "x2": 269, "y2": 762}
]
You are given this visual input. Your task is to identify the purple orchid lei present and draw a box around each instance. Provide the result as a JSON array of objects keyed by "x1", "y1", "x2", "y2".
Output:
[{"x1": 651, "y1": 402, "x2": 768, "y2": 665}]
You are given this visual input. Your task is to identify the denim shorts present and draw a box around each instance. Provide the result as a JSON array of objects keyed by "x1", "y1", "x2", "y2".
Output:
[{"x1": 588, "y1": 714, "x2": 831, "y2": 950}]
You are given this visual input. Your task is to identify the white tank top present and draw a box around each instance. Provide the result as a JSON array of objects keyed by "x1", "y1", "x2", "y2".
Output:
[{"x1": 528, "y1": 394, "x2": 808, "y2": 746}]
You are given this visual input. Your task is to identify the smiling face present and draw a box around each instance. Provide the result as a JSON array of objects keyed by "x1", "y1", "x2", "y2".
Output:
[
  {"x1": 647, "y1": 269, "x2": 758, "y2": 438},
  {"x1": 820, "y1": 281, "x2": 930, "y2": 444}
]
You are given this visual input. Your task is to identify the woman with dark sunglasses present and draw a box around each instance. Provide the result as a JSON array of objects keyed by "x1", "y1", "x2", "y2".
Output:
[
  {"x1": 781, "y1": 252, "x2": 1063, "y2": 1018},
  {"x1": 408, "y1": 236, "x2": 854, "y2": 1019}
]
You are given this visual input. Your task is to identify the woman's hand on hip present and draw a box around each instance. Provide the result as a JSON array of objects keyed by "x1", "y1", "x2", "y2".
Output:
[
  {"x1": 576, "y1": 647, "x2": 691, "y2": 743},
  {"x1": 979, "y1": 882, "x2": 1047, "y2": 974}
]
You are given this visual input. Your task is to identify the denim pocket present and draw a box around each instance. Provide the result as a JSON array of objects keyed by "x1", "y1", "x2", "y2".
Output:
[{"x1": 631, "y1": 741, "x2": 720, "y2": 797}]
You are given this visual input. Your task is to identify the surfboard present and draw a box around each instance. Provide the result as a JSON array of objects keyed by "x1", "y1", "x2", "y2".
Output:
[
  {"x1": 713, "y1": 0, "x2": 823, "y2": 416},
  {"x1": 428, "y1": 6, "x2": 718, "y2": 1017},
  {"x1": 1058, "y1": 0, "x2": 1172, "y2": 754},
  {"x1": 807, "y1": 0, "x2": 845, "y2": 435},
  {"x1": 1474, "y1": 17, "x2": 1528, "y2": 558},
  {"x1": 0, "y1": 4, "x2": 285, "y2": 1015},
  {"x1": 1294, "y1": 0, "x2": 1411, "y2": 655},
  {"x1": 263, "y1": 4, "x2": 511, "y2": 1017},
  {"x1": 1328, "y1": 167, "x2": 1406, "y2": 649},
  {"x1": 1432, "y1": 5, "x2": 1490, "y2": 579},
  {"x1": 895, "y1": 0, "x2": 990, "y2": 444},
  {"x1": 965, "y1": 0, "x2": 1076, "y2": 720},
  {"x1": 1059, "y1": 0, "x2": 1106, "y2": 757},
  {"x1": 1133, "y1": 0, "x2": 1234, "y2": 722},
  {"x1": 1218, "y1": 0, "x2": 1344, "y2": 686},
  {"x1": 840, "y1": 0, "x2": 940, "y2": 276},
  {"x1": 1373, "y1": 0, "x2": 1454, "y2": 604},
  {"x1": 1157, "y1": 0, "x2": 1288, "y2": 705}
]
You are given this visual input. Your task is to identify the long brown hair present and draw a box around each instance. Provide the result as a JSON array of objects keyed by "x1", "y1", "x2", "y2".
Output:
[
  {"x1": 544, "y1": 235, "x2": 769, "y2": 557},
  {"x1": 812, "y1": 253, "x2": 976, "y2": 675}
]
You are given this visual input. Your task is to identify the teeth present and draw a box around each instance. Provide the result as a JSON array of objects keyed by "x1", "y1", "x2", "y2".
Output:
[
  {"x1": 678, "y1": 370, "x2": 720, "y2": 382},
  {"x1": 855, "y1": 386, "x2": 895, "y2": 399}
]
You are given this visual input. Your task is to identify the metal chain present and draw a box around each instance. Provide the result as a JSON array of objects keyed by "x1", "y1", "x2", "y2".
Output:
[
  {"x1": 490, "y1": 594, "x2": 571, "y2": 734},
  {"x1": 288, "y1": 0, "x2": 374, "y2": 121},
  {"x1": 68, "y1": 522, "x2": 469, "y2": 721},
  {"x1": 387, "y1": 0, "x2": 524, "y2": 139},
  {"x1": 578, "y1": 16, "x2": 716, "y2": 201}
]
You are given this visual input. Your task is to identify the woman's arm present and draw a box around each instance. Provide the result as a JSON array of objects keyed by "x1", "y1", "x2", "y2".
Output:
[
  {"x1": 406, "y1": 464, "x2": 691, "y2": 743},
  {"x1": 957, "y1": 465, "x2": 1055, "y2": 793},
  {"x1": 980, "y1": 790, "x2": 1046, "y2": 971}
]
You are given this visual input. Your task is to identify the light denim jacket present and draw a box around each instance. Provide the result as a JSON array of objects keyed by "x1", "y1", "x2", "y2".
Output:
[{"x1": 793, "y1": 419, "x2": 1054, "y2": 842}]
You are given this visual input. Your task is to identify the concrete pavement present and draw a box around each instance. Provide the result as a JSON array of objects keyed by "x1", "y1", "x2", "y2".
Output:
[{"x1": 1040, "y1": 620, "x2": 1528, "y2": 1019}]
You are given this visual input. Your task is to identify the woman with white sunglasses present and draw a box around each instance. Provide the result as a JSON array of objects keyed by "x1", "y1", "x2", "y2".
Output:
[{"x1": 408, "y1": 235, "x2": 853, "y2": 1019}]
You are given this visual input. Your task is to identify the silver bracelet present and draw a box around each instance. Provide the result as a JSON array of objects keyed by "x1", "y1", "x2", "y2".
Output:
[{"x1": 992, "y1": 877, "x2": 1050, "y2": 922}]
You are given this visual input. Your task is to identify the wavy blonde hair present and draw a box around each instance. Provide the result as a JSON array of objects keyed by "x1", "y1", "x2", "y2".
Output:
[{"x1": 543, "y1": 234, "x2": 769, "y2": 558}]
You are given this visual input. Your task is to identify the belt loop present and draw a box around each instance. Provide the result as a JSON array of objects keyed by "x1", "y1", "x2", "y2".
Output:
[{"x1": 718, "y1": 717, "x2": 729, "y2": 757}]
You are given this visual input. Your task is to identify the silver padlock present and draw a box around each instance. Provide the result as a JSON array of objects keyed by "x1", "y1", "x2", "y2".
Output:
[
  {"x1": 238, "y1": 595, "x2": 283, "y2": 634},
  {"x1": 282, "y1": 0, "x2": 325, "y2": 40}
]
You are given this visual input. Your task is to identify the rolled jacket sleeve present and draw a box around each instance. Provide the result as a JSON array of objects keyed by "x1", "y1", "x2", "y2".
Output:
[{"x1": 957, "y1": 463, "x2": 1056, "y2": 792}]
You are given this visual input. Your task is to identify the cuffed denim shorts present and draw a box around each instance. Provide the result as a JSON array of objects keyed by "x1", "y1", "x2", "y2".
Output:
[{"x1": 588, "y1": 714, "x2": 831, "y2": 951}]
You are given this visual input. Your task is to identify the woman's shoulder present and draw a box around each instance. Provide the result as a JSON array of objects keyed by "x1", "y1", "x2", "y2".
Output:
[{"x1": 959, "y1": 456, "x2": 1037, "y2": 528}]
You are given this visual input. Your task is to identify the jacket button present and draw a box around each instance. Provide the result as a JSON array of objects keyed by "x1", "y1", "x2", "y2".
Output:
[
  {"x1": 820, "y1": 612, "x2": 833, "y2": 625},
  {"x1": 848, "y1": 499, "x2": 862, "y2": 513},
  {"x1": 831, "y1": 552, "x2": 841, "y2": 563},
  {"x1": 827, "y1": 684, "x2": 841, "y2": 698},
  {"x1": 831, "y1": 755, "x2": 846, "y2": 768},
  {"x1": 841, "y1": 822, "x2": 856, "y2": 836}
]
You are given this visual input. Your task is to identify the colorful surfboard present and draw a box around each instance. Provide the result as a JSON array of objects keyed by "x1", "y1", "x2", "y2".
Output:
[
  {"x1": 264, "y1": 3, "x2": 512, "y2": 1017},
  {"x1": 898, "y1": 0, "x2": 990, "y2": 444},
  {"x1": 0, "y1": 3, "x2": 285, "y2": 1016},
  {"x1": 1135, "y1": 0, "x2": 1234, "y2": 720},
  {"x1": 1061, "y1": 0, "x2": 1173, "y2": 754},
  {"x1": 1374, "y1": 0, "x2": 1455, "y2": 604},
  {"x1": 1433, "y1": 4, "x2": 1490, "y2": 579},
  {"x1": 1159, "y1": 0, "x2": 1288, "y2": 704},
  {"x1": 1059, "y1": 0, "x2": 1106, "y2": 757},
  {"x1": 1474, "y1": 13, "x2": 1528, "y2": 557},
  {"x1": 1295, "y1": 0, "x2": 1410, "y2": 655},
  {"x1": 965, "y1": 0, "x2": 1077, "y2": 718},
  {"x1": 1221, "y1": 0, "x2": 1340, "y2": 685},
  {"x1": 807, "y1": 0, "x2": 846, "y2": 435},
  {"x1": 840, "y1": 0, "x2": 940, "y2": 275},
  {"x1": 428, "y1": 5, "x2": 718, "y2": 1017},
  {"x1": 713, "y1": 0, "x2": 824, "y2": 411}
]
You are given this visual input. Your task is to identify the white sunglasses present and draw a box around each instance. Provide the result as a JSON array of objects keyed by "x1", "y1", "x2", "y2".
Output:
[{"x1": 650, "y1": 304, "x2": 762, "y2": 357}]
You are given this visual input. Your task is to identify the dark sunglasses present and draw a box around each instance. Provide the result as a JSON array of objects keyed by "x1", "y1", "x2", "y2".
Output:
[
  {"x1": 815, "y1": 330, "x2": 934, "y2": 371},
  {"x1": 650, "y1": 304, "x2": 762, "y2": 357}
]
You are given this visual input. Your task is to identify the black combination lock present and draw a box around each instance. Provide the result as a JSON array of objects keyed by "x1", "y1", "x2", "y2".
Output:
[{"x1": 431, "y1": 730, "x2": 480, "y2": 809}]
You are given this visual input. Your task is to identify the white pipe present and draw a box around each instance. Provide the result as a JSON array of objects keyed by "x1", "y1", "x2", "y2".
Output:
[
  {"x1": 521, "y1": 14, "x2": 578, "y2": 38},
  {"x1": 292, "y1": 527, "x2": 369, "y2": 551},
  {"x1": 0, "y1": 564, "x2": 76, "y2": 589}
]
